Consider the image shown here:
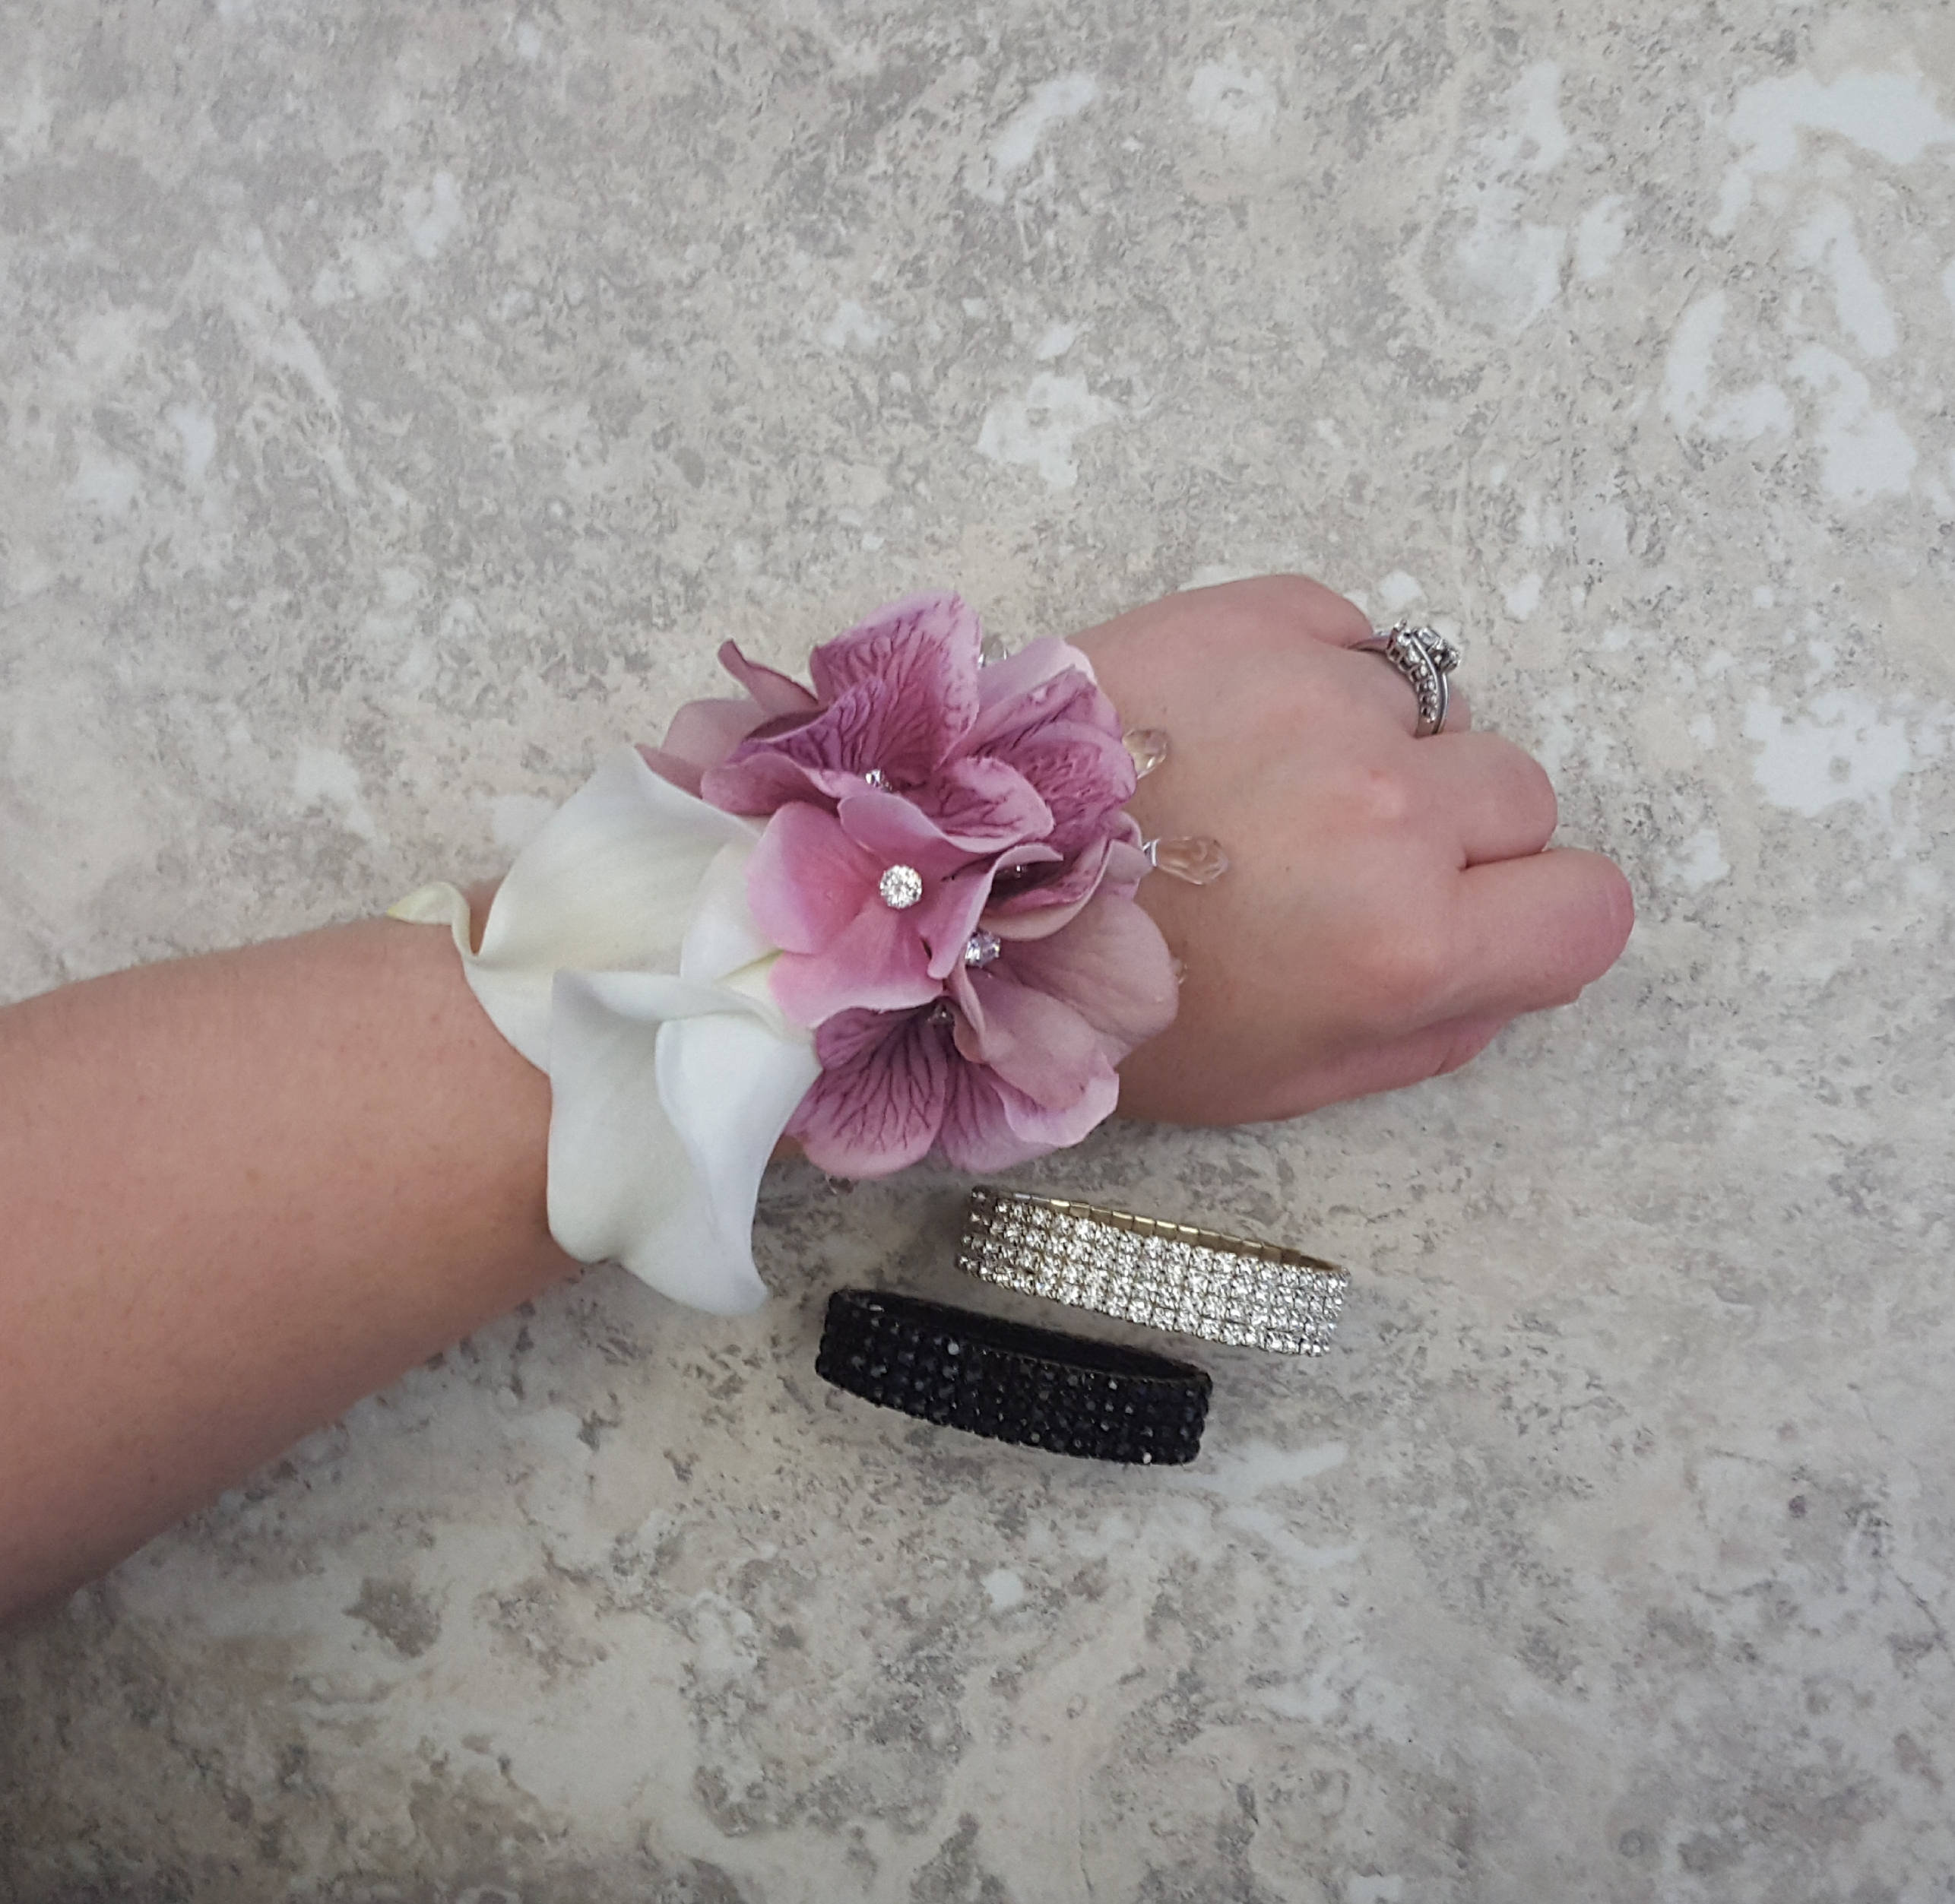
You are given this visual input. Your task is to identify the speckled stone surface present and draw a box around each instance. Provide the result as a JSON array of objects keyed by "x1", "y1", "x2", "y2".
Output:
[{"x1": 2, "y1": 2, "x2": 1952, "y2": 1899}]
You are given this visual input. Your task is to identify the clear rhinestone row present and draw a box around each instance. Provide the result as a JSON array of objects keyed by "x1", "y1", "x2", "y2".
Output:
[{"x1": 956, "y1": 1188, "x2": 1348, "y2": 1357}]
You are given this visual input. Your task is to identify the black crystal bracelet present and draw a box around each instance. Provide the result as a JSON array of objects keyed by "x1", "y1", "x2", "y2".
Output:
[{"x1": 816, "y1": 1288, "x2": 1210, "y2": 1465}]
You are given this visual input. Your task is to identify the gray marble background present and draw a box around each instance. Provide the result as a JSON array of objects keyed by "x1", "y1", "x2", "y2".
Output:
[{"x1": 2, "y1": 1, "x2": 1952, "y2": 1899}]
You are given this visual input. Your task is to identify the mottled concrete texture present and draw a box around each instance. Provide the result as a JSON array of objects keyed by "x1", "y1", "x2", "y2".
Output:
[{"x1": 2, "y1": 1, "x2": 1952, "y2": 1899}]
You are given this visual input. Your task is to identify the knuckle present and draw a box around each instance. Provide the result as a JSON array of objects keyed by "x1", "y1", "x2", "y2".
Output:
[
  {"x1": 1567, "y1": 859, "x2": 1636, "y2": 980},
  {"x1": 1600, "y1": 862, "x2": 1637, "y2": 944},
  {"x1": 1516, "y1": 754, "x2": 1559, "y2": 836},
  {"x1": 1246, "y1": 572, "x2": 1328, "y2": 624},
  {"x1": 1232, "y1": 573, "x2": 1369, "y2": 646},
  {"x1": 1472, "y1": 736, "x2": 1557, "y2": 836},
  {"x1": 1433, "y1": 1022, "x2": 1496, "y2": 1076},
  {"x1": 1539, "y1": 971, "x2": 1586, "y2": 1011},
  {"x1": 1348, "y1": 762, "x2": 1419, "y2": 829},
  {"x1": 1350, "y1": 917, "x2": 1452, "y2": 1025}
]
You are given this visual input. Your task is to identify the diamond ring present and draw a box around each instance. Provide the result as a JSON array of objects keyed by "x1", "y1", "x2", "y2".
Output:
[{"x1": 1358, "y1": 623, "x2": 1462, "y2": 737}]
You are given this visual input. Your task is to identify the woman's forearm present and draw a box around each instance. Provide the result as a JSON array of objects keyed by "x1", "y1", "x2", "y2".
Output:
[{"x1": 0, "y1": 914, "x2": 575, "y2": 1621}]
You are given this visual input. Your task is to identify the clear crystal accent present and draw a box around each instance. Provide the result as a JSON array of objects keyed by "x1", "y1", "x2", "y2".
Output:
[
  {"x1": 980, "y1": 630, "x2": 1011, "y2": 665},
  {"x1": 963, "y1": 929, "x2": 1002, "y2": 968},
  {"x1": 1169, "y1": 955, "x2": 1187, "y2": 985},
  {"x1": 862, "y1": 768, "x2": 887, "y2": 790},
  {"x1": 1144, "y1": 836, "x2": 1230, "y2": 885},
  {"x1": 1123, "y1": 727, "x2": 1170, "y2": 778},
  {"x1": 878, "y1": 863, "x2": 924, "y2": 910}
]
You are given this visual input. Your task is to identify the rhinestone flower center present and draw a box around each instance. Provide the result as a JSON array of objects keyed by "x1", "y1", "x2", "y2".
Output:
[
  {"x1": 963, "y1": 930, "x2": 1002, "y2": 968},
  {"x1": 879, "y1": 863, "x2": 924, "y2": 911}
]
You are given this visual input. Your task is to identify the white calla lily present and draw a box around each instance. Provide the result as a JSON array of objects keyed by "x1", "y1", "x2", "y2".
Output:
[{"x1": 391, "y1": 746, "x2": 816, "y2": 1315}]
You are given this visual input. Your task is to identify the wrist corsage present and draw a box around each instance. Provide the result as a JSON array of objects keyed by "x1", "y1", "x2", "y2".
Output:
[{"x1": 394, "y1": 594, "x2": 1181, "y2": 1314}]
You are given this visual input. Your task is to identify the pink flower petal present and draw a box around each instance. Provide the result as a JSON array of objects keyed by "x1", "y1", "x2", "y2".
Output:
[
  {"x1": 973, "y1": 635, "x2": 1097, "y2": 714},
  {"x1": 964, "y1": 662, "x2": 1117, "y2": 757},
  {"x1": 807, "y1": 594, "x2": 982, "y2": 775},
  {"x1": 916, "y1": 863, "x2": 995, "y2": 979},
  {"x1": 995, "y1": 719, "x2": 1136, "y2": 854},
  {"x1": 936, "y1": 1059, "x2": 1120, "y2": 1171},
  {"x1": 835, "y1": 789, "x2": 984, "y2": 877},
  {"x1": 811, "y1": 591, "x2": 983, "y2": 703},
  {"x1": 1099, "y1": 824, "x2": 1150, "y2": 902},
  {"x1": 1000, "y1": 1061, "x2": 1121, "y2": 1148},
  {"x1": 806, "y1": 1003, "x2": 908, "y2": 1069},
  {"x1": 702, "y1": 748, "x2": 814, "y2": 816},
  {"x1": 658, "y1": 695, "x2": 771, "y2": 773},
  {"x1": 718, "y1": 674, "x2": 987, "y2": 813},
  {"x1": 787, "y1": 1008, "x2": 950, "y2": 1176},
  {"x1": 717, "y1": 641, "x2": 820, "y2": 719},
  {"x1": 998, "y1": 892, "x2": 1179, "y2": 1060},
  {"x1": 982, "y1": 835, "x2": 1116, "y2": 939},
  {"x1": 746, "y1": 803, "x2": 877, "y2": 954},
  {"x1": 989, "y1": 838, "x2": 1064, "y2": 879},
  {"x1": 637, "y1": 743, "x2": 705, "y2": 798},
  {"x1": 768, "y1": 898, "x2": 940, "y2": 1025},
  {"x1": 949, "y1": 968, "x2": 1108, "y2": 1108},
  {"x1": 713, "y1": 679, "x2": 889, "y2": 798},
  {"x1": 914, "y1": 754, "x2": 1054, "y2": 851},
  {"x1": 702, "y1": 746, "x2": 867, "y2": 817}
]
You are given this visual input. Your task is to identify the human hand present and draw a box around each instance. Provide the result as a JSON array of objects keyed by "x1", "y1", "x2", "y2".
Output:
[{"x1": 1076, "y1": 576, "x2": 1634, "y2": 1125}]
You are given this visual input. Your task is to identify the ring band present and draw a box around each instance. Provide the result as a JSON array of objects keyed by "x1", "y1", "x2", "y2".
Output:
[
  {"x1": 957, "y1": 1187, "x2": 1348, "y2": 1357},
  {"x1": 1358, "y1": 623, "x2": 1462, "y2": 737},
  {"x1": 816, "y1": 1288, "x2": 1210, "y2": 1464}
]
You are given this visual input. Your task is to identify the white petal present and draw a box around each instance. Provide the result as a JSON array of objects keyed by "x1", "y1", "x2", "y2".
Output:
[
  {"x1": 388, "y1": 879, "x2": 474, "y2": 950},
  {"x1": 389, "y1": 752, "x2": 813, "y2": 1315},
  {"x1": 680, "y1": 838, "x2": 775, "y2": 984},
  {"x1": 470, "y1": 748, "x2": 759, "y2": 1064},
  {"x1": 545, "y1": 969, "x2": 818, "y2": 1314}
]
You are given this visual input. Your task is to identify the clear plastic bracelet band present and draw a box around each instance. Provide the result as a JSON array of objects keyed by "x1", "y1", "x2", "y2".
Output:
[{"x1": 957, "y1": 1187, "x2": 1348, "y2": 1357}]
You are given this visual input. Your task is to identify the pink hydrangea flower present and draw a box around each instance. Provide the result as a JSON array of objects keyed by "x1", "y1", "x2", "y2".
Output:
[
  {"x1": 743, "y1": 794, "x2": 997, "y2": 1025},
  {"x1": 784, "y1": 891, "x2": 1179, "y2": 1175},
  {"x1": 638, "y1": 645, "x2": 820, "y2": 800},
  {"x1": 639, "y1": 591, "x2": 1178, "y2": 1174},
  {"x1": 645, "y1": 592, "x2": 1139, "y2": 931}
]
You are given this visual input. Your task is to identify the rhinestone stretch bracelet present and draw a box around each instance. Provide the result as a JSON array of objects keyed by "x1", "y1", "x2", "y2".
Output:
[
  {"x1": 816, "y1": 1288, "x2": 1211, "y2": 1465},
  {"x1": 957, "y1": 1187, "x2": 1349, "y2": 1357}
]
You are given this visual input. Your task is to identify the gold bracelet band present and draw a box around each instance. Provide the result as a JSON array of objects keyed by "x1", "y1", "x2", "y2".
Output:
[{"x1": 957, "y1": 1187, "x2": 1348, "y2": 1357}]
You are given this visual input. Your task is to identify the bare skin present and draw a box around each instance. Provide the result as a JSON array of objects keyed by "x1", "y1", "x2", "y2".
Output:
[
  {"x1": 1081, "y1": 576, "x2": 1632, "y2": 1121},
  {"x1": 0, "y1": 919, "x2": 577, "y2": 1621},
  {"x1": 0, "y1": 577, "x2": 1631, "y2": 1623}
]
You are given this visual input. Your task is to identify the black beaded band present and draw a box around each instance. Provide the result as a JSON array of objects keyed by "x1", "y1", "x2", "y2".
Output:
[{"x1": 816, "y1": 1288, "x2": 1210, "y2": 1465}]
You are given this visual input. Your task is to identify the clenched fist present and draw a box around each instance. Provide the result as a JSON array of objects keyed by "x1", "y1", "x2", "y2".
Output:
[{"x1": 1077, "y1": 576, "x2": 1634, "y2": 1125}]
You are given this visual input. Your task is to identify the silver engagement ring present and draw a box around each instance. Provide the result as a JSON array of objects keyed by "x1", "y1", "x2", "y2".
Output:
[{"x1": 1358, "y1": 623, "x2": 1463, "y2": 737}]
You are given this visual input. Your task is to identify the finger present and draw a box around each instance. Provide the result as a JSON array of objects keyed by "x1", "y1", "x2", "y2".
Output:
[
  {"x1": 1344, "y1": 653, "x2": 1474, "y2": 737},
  {"x1": 1337, "y1": 632, "x2": 1472, "y2": 740},
  {"x1": 1337, "y1": 641, "x2": 1425, "y2": 735},
  {"x1": 1416, "y1": 731, "x2": 1558, "y2": 866},
  {"x1": 1442, "y1": 847, "x2": 1634, "y2": 1021}
]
